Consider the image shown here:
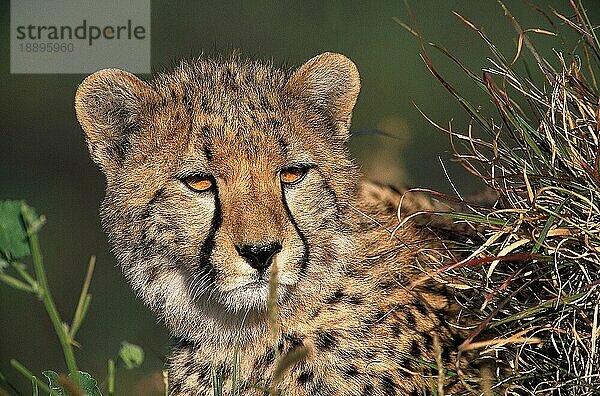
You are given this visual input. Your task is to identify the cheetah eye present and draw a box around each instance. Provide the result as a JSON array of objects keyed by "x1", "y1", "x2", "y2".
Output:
[
  {"x1": 280, "y1": 166, "x2": 308, "y2": 185},
  {"x1": 183, "y1": 175, "x2": 213, "y2": 192}
]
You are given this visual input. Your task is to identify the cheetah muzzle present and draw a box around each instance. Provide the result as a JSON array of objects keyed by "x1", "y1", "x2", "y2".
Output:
[{"x1": 76, "y1": 52, "x2": 477, "y2": 395}]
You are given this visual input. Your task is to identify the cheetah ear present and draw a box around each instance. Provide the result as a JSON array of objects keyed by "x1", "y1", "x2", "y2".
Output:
[
  {"x1": 75, "y1": 68, "x2": 156, "y2": 174},
  {"x1": 287, "y1": 52, "x2": 360, "y2": 137}
]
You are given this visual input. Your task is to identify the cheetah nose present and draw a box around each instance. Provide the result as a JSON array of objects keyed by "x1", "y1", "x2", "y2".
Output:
[{"x1": 236, "y1": 241, "x2": 282, "y2": 271}]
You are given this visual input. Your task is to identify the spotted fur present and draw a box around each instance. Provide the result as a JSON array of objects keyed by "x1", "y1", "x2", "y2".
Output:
[{"x1": 76, "y1": 53, "x2": 475, "y2": 395}]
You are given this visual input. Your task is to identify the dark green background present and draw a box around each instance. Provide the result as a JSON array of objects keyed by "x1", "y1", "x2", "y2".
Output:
[{"x1": 1, "y1": 1, "x2": 598, "y2": 393}]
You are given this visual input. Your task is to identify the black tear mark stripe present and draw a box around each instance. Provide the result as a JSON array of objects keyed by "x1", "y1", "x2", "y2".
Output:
[
  {"x1": 197, "y1": 186, "x2": 222, "y2": 279},
  {"x1": 280, "y1": 190, "x2": 310, "y2": 274}
]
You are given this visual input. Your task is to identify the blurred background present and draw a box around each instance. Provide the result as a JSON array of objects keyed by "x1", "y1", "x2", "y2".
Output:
[{"x1": 1, "y1": 1, "x2": 598, "y2": 393}]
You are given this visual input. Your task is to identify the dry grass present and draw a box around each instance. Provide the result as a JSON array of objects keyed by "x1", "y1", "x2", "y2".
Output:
[{"x1": 399, "y1": 1, "x2": 600, "y2": 394}]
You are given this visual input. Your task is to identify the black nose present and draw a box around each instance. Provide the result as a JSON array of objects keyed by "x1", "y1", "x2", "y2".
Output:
[{"x1": 236, "y1": 242, "x2": 282, "y2": 271}]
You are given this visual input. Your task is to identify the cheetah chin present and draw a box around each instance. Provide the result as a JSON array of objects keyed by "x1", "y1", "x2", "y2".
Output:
[{"x1": 76, "y1": 52, "x2": 484, "y2": 395}]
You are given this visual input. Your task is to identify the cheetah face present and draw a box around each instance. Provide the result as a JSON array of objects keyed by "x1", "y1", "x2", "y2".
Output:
[{"x1": 75, "y1": 53, "x2": 360, "y2": 339}]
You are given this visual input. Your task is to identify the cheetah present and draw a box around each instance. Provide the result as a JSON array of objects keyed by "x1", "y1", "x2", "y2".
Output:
[{"x1": 75, "y1": 53, "x2": 478, "y2": 395}]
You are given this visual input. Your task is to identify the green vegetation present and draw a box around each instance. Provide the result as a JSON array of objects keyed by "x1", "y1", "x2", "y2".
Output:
[
  {"x1": 400, "y1": 1, "x2": 600, "y2": 394},
  {"x1": 2, "y1": 1, "x2": 599, "y2": 394},
  {"x1": 0, "y1": 201, "x2": 148, "y2": 395},
  {"x1": 0, "y1": 201, "x2": 306, "y2": 396}
]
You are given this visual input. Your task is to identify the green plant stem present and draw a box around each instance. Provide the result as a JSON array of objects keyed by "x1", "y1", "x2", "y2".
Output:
[
  {"x1": 163, "y1": 370, "x2": 169, "y2": 396},
  {"x1": 24, "y1": 210, "x2": 79, "y2": 381},
  {"x1": 32, "y1": 377, "x2": 39, "y2": 396},
  {"x1": 10, "y1": 360, "x2": 61, "y2": 396},
  {"x1": 0, "y1": 272, "x2": 34, "y2": 293},
  {"x1": 268, "y1": 262, "x2": 279, "y2": 359},
  {"x1": 577, "y1": 0, "x2": 600, "y2": 55},
  {"x1": 231, "y1": 310, "x2": 249, "y2": 396},
  {"x1": 0, "y1": 368, "x2": 23, "y2": 395},
  {"x1": 12, "y1": 262, "x2": 38, "y2": 290},
  {"x1": 107, "y1": 359, "x2": 115, "y2": 396},
  {"x1": 70, "y1": 256, "x2": 95, "y2": 339}
]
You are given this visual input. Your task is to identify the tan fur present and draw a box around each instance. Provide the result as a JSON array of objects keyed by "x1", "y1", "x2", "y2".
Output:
[{"x1": 76, "y1": 53, "x2": 474, "y2": 395}]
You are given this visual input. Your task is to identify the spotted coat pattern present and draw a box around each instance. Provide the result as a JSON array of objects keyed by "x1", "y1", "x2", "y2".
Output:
[{"x1": 75, "y1": 53, "x2": 476, "y2": 396}]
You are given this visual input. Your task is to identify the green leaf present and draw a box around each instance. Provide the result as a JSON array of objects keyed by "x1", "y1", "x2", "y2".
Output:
[
  {"x1": 73, "y1": 371, "x2": 101, "y2": 396},
  {"x1": 119, "y1": 341, "x2": 144, "y2": 369},
  {"x1": 41, "y1": 371, "x2": 65, "y2": 396},
  {"x1": 42, "y1": 370, "x2": 102, "y2": 396},
  {"x1": 0, "y1": 201, "x2": 33, "y2": 260}
]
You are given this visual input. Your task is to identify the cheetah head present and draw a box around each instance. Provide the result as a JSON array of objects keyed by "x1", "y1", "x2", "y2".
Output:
[{"x1": 75, "y1": 53, "x2": 360, "y2": 342}]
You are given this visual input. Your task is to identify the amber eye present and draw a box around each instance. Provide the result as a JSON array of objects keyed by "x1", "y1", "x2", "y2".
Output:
[
  {"x1": 183, "y1": 175, "x2": 213, "y2": 192},
  {"x1": 280, "y1": 166, "x2": 307, "y2": 185}
]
